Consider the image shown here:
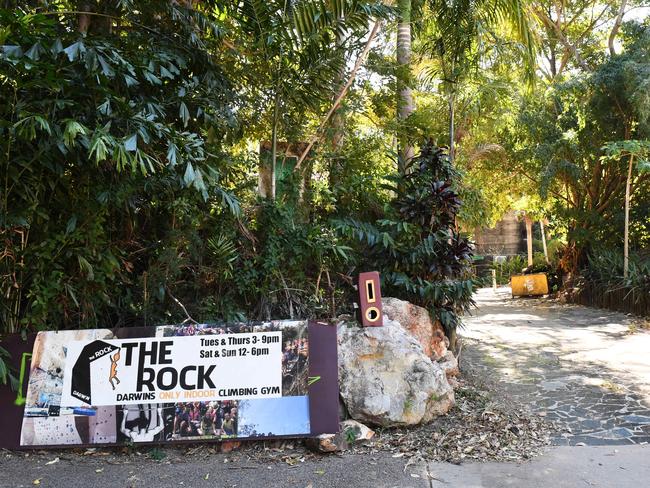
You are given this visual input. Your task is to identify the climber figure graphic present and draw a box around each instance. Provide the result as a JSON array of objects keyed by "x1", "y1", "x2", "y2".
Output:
[{"x1": 109, "y1": 349, "x2": 121, "y2": 390}]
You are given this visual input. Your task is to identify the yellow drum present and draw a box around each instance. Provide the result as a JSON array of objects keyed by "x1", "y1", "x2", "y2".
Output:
[{"x1": 511, "y1": 273, "x2": 549, "y2": 297}]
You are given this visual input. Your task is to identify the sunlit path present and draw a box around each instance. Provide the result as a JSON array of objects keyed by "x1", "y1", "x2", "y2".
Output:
[{"x1": 463, "y1": 288, "x2": 650, "y2": 445}]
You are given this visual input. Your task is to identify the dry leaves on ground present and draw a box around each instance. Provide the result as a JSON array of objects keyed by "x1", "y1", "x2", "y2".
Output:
[{"x1": 351, "y1": 377, "x2": 553, "y2": 463}]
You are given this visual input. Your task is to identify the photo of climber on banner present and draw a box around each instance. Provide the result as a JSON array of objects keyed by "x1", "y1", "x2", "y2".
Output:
[{"x1": 14, "y1": 319, "x2": 339, "y2": 448}]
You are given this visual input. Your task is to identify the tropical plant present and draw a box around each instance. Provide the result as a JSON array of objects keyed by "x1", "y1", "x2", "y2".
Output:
[
  {"x1": 574, "y1": 249, "x2": 650, "y2": 316},
  {"x1": 0, "y1": 2, "x2": 239, "y2": 332},
  {"x1": 494, "y1": 21, "x2": 650, "y2": 272},
  {"x1": 335, "y1": 141, "x2": 475, "y2": 350},
  {"x1": 227, "y1": 0, "x2": 391, "y2": 196},
  {"x1": 396, "y1": 0, "x2": 419, "y2": 169},
  {"x1": 417, "y1": 0, "x2": 536, "y2": 163},
  {"x1": 602, "y1": 141, "x2": 650, "y2": 277}
]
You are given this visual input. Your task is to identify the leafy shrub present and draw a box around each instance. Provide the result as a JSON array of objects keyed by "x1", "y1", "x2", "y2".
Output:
[
  {"x1": 0, "y1": 8, "x2": 475, "y2": 371},
  {"x1": 583, "y1": 250, "x2": 650, "y2": 294},
  {"x1": 0, "y1": 5, "x2": 238, "y2": 334},
  {"x1": 335, "y1": 142, "x2": 475, "y2": 342},
  {"x1": 572, "y1": 250, "x2": 650, "y2": 316},
  {"x1": 492, "y1": 255, "x2": 527, "y2": 285}
]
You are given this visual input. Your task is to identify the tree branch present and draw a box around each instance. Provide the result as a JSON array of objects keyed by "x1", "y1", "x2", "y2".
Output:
[
  {"x1": 167, "y1": 289, "x2": 198, "y2": 324},
  {"x1": 609, "y1": 0, "x2": 628, "y2": 56},
  {"x1": 533, "y1": 7, "x2": 591, "y2": 71},
  {"x1": 294, "y1": 20, "x2": 382, "y2": 170}
]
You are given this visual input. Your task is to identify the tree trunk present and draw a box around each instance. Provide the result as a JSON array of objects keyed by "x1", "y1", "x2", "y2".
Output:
[
  {"x1": 294, "y1": 21, "x2": 381, "y2": 170},
  {"x1": 330, "y1": 14, "x2": 346, "y2": 153},
  {"x1": 448, "y1": 93, "x2": 455, "y2": 164},
  {"x1": 329, "y1": 18, "x2": 347, "y2": 187},
  {"x1": 397, "y1": 0, "x2": 414, "y2": 173},
  {"x1": 609, "y1": 0, "x2": 628, "y2": 56},
  {"x1": 540, "y1": 219, "x2": 550, "y2": 264},
  {"x1": 624, "y1": 155, "x2": 634, "y2": 278},
  {"x1": 525, "y1": 215, "x2": 534, "y2": 267},
  {"x1": 78, "y1": 3, "x2": 92, "y2": 34},
  {"x1": 270, "y1": 92, "x2": 280, "y2": 200},
  {"x1": 448, "y1": 327, "x2": 458, "y2": 355}
]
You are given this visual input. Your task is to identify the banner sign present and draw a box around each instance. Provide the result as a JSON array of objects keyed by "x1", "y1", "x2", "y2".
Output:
[{"x1": 0, "y1": 320, "x2": 339, "y2": 448}]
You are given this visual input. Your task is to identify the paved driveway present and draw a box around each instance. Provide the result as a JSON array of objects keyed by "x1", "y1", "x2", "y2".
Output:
[{"x1": 462, "y1": 288, "x2": 650, "y2": 445}]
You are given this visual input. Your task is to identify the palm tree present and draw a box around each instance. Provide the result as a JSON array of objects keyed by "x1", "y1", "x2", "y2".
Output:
[
  {"x1": 232, "y1": 0, "x2": 387, "y2": 198},
  {"x1": 397, "y1": 0, "x2": 416, "y2": 172},
  {"x1": 419, "y1": 0, "x2": 536, "y2": 164}
]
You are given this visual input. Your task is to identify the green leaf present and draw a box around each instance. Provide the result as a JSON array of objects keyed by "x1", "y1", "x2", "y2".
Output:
[
  {"x1": 167, "y1": 142, "x2": 179, "y2": 166},
  {"x1": 35, "y1": 116, "x2": 51, "y2": 135},
  {"x1": 63, "y1": 40, "x2": 85, "y2": 62},
  {"x1": 66, "y1": 215, "x2": 77, "y2": 234},
  {"x1": 143, "y1": 70, "x2": 161, "y2": 85},
  {"x1": 63, "y1": 120, "x2": 87, "y2": 148},
  {"x1": 50, "y1": 38, "x2": 63, "y2": 55},
  {"x1": 137, "y1": 126, "x2": 151, "y2": 144},
  {"x1": 113, "y1": 143, "x2": 129, "y2": 171},
  {"x1": 192, "y1": 168, "x2": 208, "y2": 199},
  {"x1": 124, "y1": 134, "x2": 137, "y2": 152},
  {"x1": 638, "y1": 159, "x2": 650, "y2": 174},
  {"x1": 13, "y1": 116, "x2": 51, "y2": 140},
  {"x1": 179, "y1": 102, "x2": 190, "y2": 127},
  {"x1": 89, "y1": 132, "x2": 109, "y2": 163},
  {"x1": 78, "y1": 256, "x2": 94, "y2": 281},
  {"x1": 97, "y1": 55, "x2": 115, "y2": 77},
  {"x1": 160, "y1": 65, "x2": 174, "y2": 79},
  {"x1": 1, "y1": 45, "x2": 23, "y2": 59},
  {"x1": 97, "y1": 99, "x2": 111, "y2": 116},
  {"x1": 97, "y1": 191, "x2": 109, "y2": 205},
  {"x1": 124, "y1": 74, "x2": 139, "y2": 87},
  {"x1": 183, "y1": 162, "x2": 195, "y2": 186},
  {"x1": 64, "y1": 283, "x2": 80, "y2": 307},
  {"x1": 25, "y1": 42, "x2": 43, "y2": 61}
]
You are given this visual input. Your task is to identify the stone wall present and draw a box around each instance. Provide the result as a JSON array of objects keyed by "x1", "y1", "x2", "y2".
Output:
[{"x1": 474, "y1": 210, "x2": 526, "y2": 256}]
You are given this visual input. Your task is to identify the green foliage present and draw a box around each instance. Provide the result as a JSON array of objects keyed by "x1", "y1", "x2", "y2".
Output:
[
  {"x1": 584, "y1": 249, "x2": 650, "y2": 295},
  {"x1": 148, "y1": 447, "x2": 167, "y2": 461},
  {"x1": 0, "y1": 345, "x2": 20, "y2": 390},
  {"x1": 6, "y1": 0, "x2": 646, "y2": 366},
  {"x1": 420, "y1": 0, "x2": 536, "y2": 85},
  {"x1": 493, "y1": 21, "x2": 650, "y2": 271},
  {"x1": 575, "y1": 249, "x2": 650, "y2": 315},
  {"x1": 335, "y1": 141, "x2": 475, "y2": 334},
  {"x1": 0, "y1": 1, "x2": 399, "y2": 340},
  {"x1": 229, "y1": 0, "x2": 392, "y2": 143},
  {"x1": 0, "y1": 3, "x2": 239, "y2": 333}
]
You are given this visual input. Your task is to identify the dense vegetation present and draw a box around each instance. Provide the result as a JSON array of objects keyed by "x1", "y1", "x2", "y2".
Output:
[
  {"x1": 1, "y1": 0, "x2": 649, "y2": 382},
  {"x1": 0, "y1": 1, "x2": 475, "y2": 343}
]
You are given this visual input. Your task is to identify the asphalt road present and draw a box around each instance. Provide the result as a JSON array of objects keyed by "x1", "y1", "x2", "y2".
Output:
[{"x1": 2, "y1": 446, "x2": 649, "y2": 488}]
